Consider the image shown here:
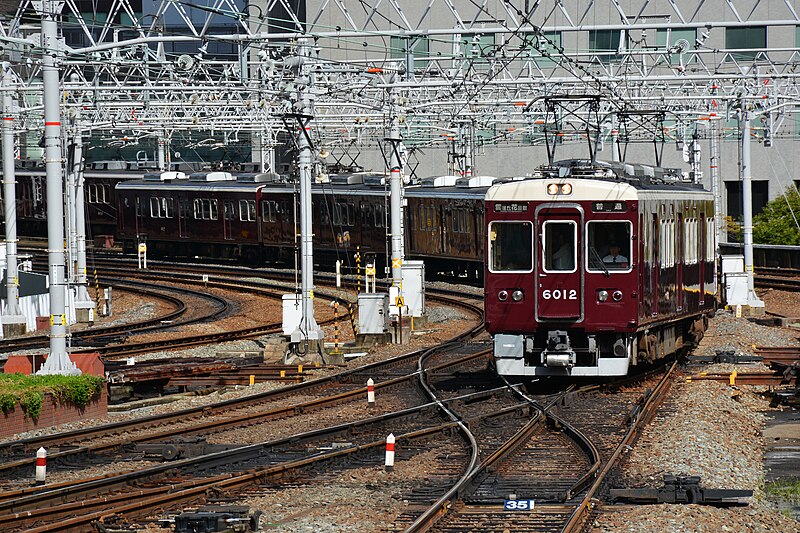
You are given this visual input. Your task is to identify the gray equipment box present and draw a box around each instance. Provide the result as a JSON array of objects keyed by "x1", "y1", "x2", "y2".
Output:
[{"x1": 358, "y1": 293, "x2": 388, "y2": 334}]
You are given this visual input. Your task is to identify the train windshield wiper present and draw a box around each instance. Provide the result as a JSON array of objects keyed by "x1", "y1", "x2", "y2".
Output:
[{"x1": 590, "y1": 247, "x2": 610, "y2": 277}]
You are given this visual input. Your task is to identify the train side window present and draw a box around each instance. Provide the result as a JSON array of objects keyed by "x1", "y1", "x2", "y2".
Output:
[
  {"x1": 149, "y1": 197, "x2": 174, "y2": 218},
  {"x1": 193, "y1": 198, "x2": 218, "y2": 220},
  {"x1": 587, "y1": 221, "x2": 632, "y2": 272},
  {"x1": 374, "y1": 204, "x2": 385, "y2": 228},
  {"x1": 543, "y1": 221, "x2": 576, "y2": 272},
  {"x1": 488, "y1": 221, "x2": 533, "y2": 272},
  {"x1": 239, "y1": 200, "x2": 256, "y2": 222}
]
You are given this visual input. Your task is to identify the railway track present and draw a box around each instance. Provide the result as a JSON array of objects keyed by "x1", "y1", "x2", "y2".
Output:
[
  {"x1": 398, "y1": 362, "x2": 678, "y2": 532},
  {"x1": 0, "y1": 292, "x2": 489, "y2": 531}
]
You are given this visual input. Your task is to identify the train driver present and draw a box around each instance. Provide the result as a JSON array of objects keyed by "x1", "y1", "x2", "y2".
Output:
[{"x1": 602, "y1": 242, "x2": 628, "y2": 266}]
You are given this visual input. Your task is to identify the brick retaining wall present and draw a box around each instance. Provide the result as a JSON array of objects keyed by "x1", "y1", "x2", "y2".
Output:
[{"x1": 0, "y1": 388, "x2": 108, "y2": 440}]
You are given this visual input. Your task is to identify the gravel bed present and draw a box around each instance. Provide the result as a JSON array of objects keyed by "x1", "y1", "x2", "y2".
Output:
[
  {"x1": 8, "y1": 277, "x2": 798, "y2": 531},
  {"x1": 592, "y1": 309, "x2": 800, "y2": 532}
]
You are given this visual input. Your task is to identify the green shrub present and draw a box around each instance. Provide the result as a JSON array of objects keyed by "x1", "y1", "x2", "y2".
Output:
[{"x1": 0, "y1": 374, "x2": 105, "y2": 419}]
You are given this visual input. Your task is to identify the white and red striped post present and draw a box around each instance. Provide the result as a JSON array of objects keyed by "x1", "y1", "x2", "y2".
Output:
[
  {"x1": 35, "y1": 447, "x2": 46, "y2": 484},
  {"x1": 385, "y1": 433, "x2": 395, "y2": 471},
  {"x1": 367, "y1": 378, "x2": 375, "y2": 408}
]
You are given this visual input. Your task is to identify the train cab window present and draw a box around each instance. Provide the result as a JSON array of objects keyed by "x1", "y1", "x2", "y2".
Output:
[
  {"x1": 193, "y1": 198, "x2": 219, "y2": 220},
  {"x1": 543, "y1": 221, "x2": 576, "y2": 272},
  {"x1": 239, "y1": 200, "x2": 256, "y2": 222},
  {"x1": 587, "y1": 221, "x2": 632, "y2": 271},
  {"x1": 488, "y1": 221, "x2": 533, "y2": 272}
]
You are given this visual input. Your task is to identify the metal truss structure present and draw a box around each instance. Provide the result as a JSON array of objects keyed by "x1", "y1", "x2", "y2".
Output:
[{"x1": 1, "y1": 0, "x2": 800, "y2": 160}]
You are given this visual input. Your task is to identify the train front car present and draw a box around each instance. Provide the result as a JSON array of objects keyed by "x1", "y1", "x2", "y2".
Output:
[{"x1": 484, "y1": 161, "x2": 716, "y2": 378}]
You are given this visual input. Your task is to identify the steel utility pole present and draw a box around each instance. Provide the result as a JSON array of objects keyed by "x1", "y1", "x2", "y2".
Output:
[
  {"x1": 2, "y1": 63, "x2": 27, "y2": 336},
  {"x1": 739, "y1": 98, "x2": 765, "y2": 315},
  {"x1": 387, "y1": 86, "x2": 405, "y2": 289},
  {"x1": 286, "y1": 38, "x2": 327, "y2": 363},
  {"x1": 71, "y1": 118, "x2": 95, "y2": 322},
  {"x1": 35, "y1": 0, "x2": 80, "y2": 375}
]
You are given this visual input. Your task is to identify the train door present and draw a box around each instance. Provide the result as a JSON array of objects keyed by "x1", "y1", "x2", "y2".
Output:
[
  {"x1": 535, "y1": 209, "x2": 582, "y2": 320},
  {"x1": 639, "y1": 212, "x2": 646, "y2": 317},
  {"x1": 699, "y1": 214, "x2": 706, "y2": 305},
  {"x1": 223, "y1": 200, "x2": 234, "y2": 240},
  {"x1": 677, "y1": 211, "x2": 684, "y2": 311},
  {"x1": 651, "y1": 213, "x2": 659, "y2": 316},
  {"x1": 178, "y1": 195, "x2": 189, "y2": 238},
  {"x1": 134, "y1": 196, "x2": 144, "y2": 235}
]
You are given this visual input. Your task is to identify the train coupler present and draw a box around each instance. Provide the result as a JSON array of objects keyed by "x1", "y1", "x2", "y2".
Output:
[{"x1": 542, "y1": 330, "x2": 576, "y2": 367}]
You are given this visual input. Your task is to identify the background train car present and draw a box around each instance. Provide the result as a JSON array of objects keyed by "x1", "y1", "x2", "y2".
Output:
[
  {"x1": 112, "y1": 170, "x2": 493, "y2": 278},
  {"x1": 405, "y1": 175, "x2": 493, "y2": 281},
  {"x1": 116, "y1": 171, "x2": 266, "y2": 261},
  {"x1": 485, "y1": 160, "x2": 716, "y2": 378}
]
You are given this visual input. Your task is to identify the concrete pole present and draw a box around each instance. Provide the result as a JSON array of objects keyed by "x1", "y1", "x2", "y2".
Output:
[
  {"x1": 388, "y1": 89, "x2": 405, "y2": 288},
  {"x1": 739, "y1": 101, "x2": 764, "y2": 313},
  {"x1": 288, "y1": 38, "x2": 325, "y2": 361},
  {"x1": 708, "y1": 114, "x2": 724, "y2": 249},
  {"x1": 72, "y1": 120, "x2": 94, "y2": 321},
  {"x1": 35, "y1": 0, "x2": 79, "y2": 375},
  {"x1": 2, "y1": 63, "x2": 27, "y2": 335}
]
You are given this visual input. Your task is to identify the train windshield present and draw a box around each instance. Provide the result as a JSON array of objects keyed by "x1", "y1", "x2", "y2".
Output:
[
  {"x1": 587, "y1": 221, "x2": 632, "y2": 271},
  {"x1": 543, "y1": 221, "x2": 576, "y2": 272},
  {"x1": 488, "y1": 221, "x2": 533, "y2": 272}
]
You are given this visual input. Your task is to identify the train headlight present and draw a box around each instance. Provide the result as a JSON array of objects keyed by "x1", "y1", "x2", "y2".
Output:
[
  {"x1": 546, "y1": 183, "x2": 573, "y2": 195},
  {"x1": 612, "y1": 290, "x2": 623, "y2": 302},
  {"x1": 512, "y1": 290, "x2": 524, "y2": 302},
  {"x1": 597, "y1": 290, "x2": 609, "y2": 302},
  {"x1": 498, "y1": 290, "x2": 509, "y2": 302}
]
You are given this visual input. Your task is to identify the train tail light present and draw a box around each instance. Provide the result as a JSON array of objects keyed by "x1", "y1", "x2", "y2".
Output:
[
  {"x1": 612, "y1": 290, "x2": 623, "y2": 302},
  {"x1": 498, "y1": 290, "x2": 509, "y2": 302}
]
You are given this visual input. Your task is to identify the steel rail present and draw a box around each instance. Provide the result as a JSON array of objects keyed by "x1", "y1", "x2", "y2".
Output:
[
  {"x1": 561, "y1": 360, "x2": 678, "y2": 533},
  {"x1": 12, "y1": 407, "x2": 527, "y2": 533}
]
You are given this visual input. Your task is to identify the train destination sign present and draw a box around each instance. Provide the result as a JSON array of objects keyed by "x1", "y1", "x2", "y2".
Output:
[
  {"x1": 494, "y1": 203, "x2": 528, "y2": 213},
  {"x1": 592, "y1": 201, "x2": 626, "y2": 213}
]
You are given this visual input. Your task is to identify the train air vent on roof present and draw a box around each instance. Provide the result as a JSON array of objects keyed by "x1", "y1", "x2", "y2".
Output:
[
  {"x1": 363, "y1": 173, "x2": 387, "y2": 186},
  {"x1": 147, "y1": 171, "x2": 187, "y2": 181},
  {"x1": 189, "y1": 171, "x2": 235, "y2": 182},
  {"x1": 456, "y1": 176, "x2": 498, "y2": 188},
  {"x1": 237, "y1": 172, "x2": 279, "y2": 183},
  {"x1": 623, "y1": 164, "x2": 635, "y2": 177},
  {"x1": 330, "y1": 173, "x2": 364, "y2": 185},
  {"x1": 422, "y1": 175, "x2": 459, "y2": 187}
]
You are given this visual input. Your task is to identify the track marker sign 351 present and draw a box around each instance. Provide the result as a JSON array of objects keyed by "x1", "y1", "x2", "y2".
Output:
[{"x1": 504, "y1": 499, "x2": 535, "y2": 510}]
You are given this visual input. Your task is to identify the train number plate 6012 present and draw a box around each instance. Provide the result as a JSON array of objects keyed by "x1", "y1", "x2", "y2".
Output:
[{"x1": 503, "y1": 499, "x2": 535, "y2": 510}]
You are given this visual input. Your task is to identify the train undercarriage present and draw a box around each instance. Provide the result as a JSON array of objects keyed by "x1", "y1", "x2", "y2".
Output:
[{"x1": 494, "y1": 313, "x2": 710, "y2": 378}]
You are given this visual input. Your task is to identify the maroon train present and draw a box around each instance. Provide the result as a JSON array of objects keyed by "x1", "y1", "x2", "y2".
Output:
[
  {"x1": 484, "y1": 160, "x2": 715, "y2": 377},
  {"x1": 114, "y1": 171, "x2": 490, "y2": 278}
]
